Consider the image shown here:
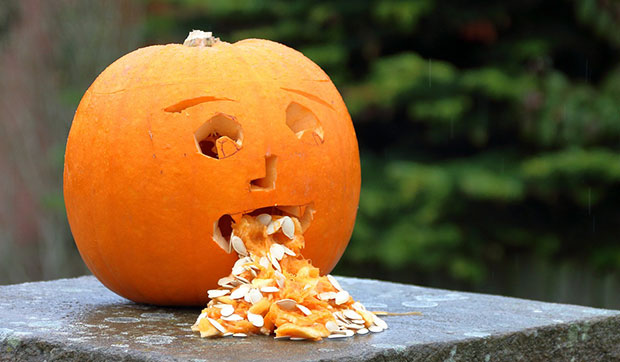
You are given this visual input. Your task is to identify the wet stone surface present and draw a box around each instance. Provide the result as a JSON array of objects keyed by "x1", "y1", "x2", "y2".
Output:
[{"x1": 0, "y1": 276, "x2": 619, "y2": 361}]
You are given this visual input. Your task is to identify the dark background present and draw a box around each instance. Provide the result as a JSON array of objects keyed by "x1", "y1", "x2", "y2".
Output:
[{"x1": 1, "y1": 0, "x2": 619, "y2": 309}]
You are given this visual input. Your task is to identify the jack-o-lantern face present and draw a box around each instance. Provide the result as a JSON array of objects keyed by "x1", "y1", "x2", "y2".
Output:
[{"x1": 63, "y1": 36, "x2": 360, "y2": 306}]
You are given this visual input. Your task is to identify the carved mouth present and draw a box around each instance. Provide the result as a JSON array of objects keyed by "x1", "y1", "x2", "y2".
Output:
[{"x1": 212, "y1": 202, "x2": 315, "y2": 253}]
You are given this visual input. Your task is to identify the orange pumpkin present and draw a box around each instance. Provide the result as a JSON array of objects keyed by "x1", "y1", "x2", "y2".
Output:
[{"x1": 63, "y1": 31, "x2": 361, "y2": 306}]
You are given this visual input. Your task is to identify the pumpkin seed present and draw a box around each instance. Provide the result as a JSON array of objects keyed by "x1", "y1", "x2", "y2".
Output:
[
  {"x1": 256, "y1": 214, "x2": 272, "y2": 226},
  {"x1": 269, "y1": 254, "x2": 281, "y2": 272},
  {"x1": 196, "y1": 312, "x2": 207, "y2": 323},
  {"x1": 344, "y1": 323, "x2": 365, "y2": 330},
  {"x1": 290, "y1": 337, "x2": 306, "y2": 341},
  {"x1": 248, "y1": 288, "x2": 263, "y2": 304},
  {"x1": 247, "y1": 312, "x2": 264, "y2": 327},
  {"x1": 368, "y1": 325, "x2": 383, "y2": 333},
  {"x1": 373, "y1": 316, "x2": 388, "y2": 330},
  {"x1": 230, "y1": 284, "x2": 251, "y2": 299},
  {"x1": 207, "y1": 289, "x2": 230, "y2": 299},
  {"x1": 327, "y1": 275, "x2": 343, "y2": 291},
  {"x1": 330, "y1": 328, "x2": 348, "y2": 334},
  {"x1": 229, "y1": 279, "x2": 242, "y2": 287},
  {"x1": 335, "y1": 290, "x2": 350, "y2": 305},
  {"x1": 275, "y1": 276, "x2": 284, "y2": 289},
  {"x1": 221, "y1": 314, "x2": 243, "y2": 322},
  {"x1": 259, "y1": 256, "x2": 270, "y2": 269},
  {"x1": 334, "y1": 312, "x2": 349, "y2": 324},
  {"x1": 282, "y1": 245, "x2": 296, "y2": 256},
  {"x1": 274, "y1": 270, "x2": 286, "y2": 281},
  {"x1": 243, "y1": 293, "x2": 252, "y2": 304},
  {"x1": 217, "y1": 276, "x2": 235, "y2": 287},
  {"x1": 233, "y1": 333, "x2": 247, "y2": 338},
  {"x1": 351, "y1": 302, "x2": 366, "y2": 312},
  {"x1": 231, "y1": 235, "x2": 247, "y2": 256},
  {"x1": 318, "y1": 292, "x2": 336, "y2": 300},
  {"x1": 356, "y1": 328, "x2": 369, "y2": 335},
  {"x1": 296, "y1": 304, "x2": 312, "y2": 316},
  {"x1": 270, "y1": 244, "x2": 285, "y2": 260},
  {"x1": 266, "y1": 219, "x2": 282, "y2": 235},
  {"x1": 231, "y1": 265, "x2": 246, "y2": 276},
  {"x1": 233, "y1": 257, "x2": 251, "y2": 269},
  {"x1": 325, "y1": 321, "x2": 339, "y2": 332},
  {"x1": 222, "y1": 332, "x2": 233, "y2": 337},
  {"x1": 343, "y1": 310, "x2": 363, "y2": 321},
  {"x1": 281, "y1": 216, "x2": 295, "y2": 239},
  {"x1": 275, "y1": 299, "x2": 297, "y2": 310},
  {"x1": 327, "y1": 333, "x2": 348, "y2": 339},
  {"x1": 219, "y1": 304, "x2": 234, "y2": 317},
  {"x1": 207, "y1": 317, "x2": 227, "y2": 334},
  {"x1": 260, "y1": 286, "x2": 279, "y2": 293}
]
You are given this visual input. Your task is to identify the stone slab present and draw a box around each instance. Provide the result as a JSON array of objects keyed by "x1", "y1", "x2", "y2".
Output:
[{"x1": 0, "y1": 276, "x2": 618, "y2": 361}]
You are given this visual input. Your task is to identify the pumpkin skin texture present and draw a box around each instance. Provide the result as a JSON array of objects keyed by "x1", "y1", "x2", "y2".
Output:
[{"x1": 63, "y1": 37, "x2": 361, "y2": 306}]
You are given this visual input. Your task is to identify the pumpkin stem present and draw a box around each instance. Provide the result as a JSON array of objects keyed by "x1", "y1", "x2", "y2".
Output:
[{"x1": 183, "y1": 30, "x2": 220, "y2": 47}]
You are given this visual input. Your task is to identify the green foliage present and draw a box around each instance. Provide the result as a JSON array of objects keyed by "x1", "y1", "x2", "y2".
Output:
[
  {"x1": 148, "y1": 0, "x2": 620, "y2": 286},
  {"x1": 574, "y1": 0, "x2": 620, "y2": 47},
  {"x1": 373, "y1": 0, "x2": 433, "y2": 32}
]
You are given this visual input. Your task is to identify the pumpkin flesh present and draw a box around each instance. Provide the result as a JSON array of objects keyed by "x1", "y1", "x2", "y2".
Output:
[{"x1": 192, "y1": 214, "x2": 386, "y2": 340}]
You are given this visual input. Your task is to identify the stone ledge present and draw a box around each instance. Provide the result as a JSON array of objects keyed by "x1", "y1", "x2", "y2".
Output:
[{"x1": 0, "y1": 276, "x2": 618, "y2": 361}]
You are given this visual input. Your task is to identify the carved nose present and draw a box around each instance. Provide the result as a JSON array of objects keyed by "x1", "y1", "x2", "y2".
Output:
[{"x1": 250, "y1": 154, "x2": 277, "y2": 191}]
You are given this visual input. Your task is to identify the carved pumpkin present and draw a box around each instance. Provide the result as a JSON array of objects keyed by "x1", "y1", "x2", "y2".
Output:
[{"x1": 63, "y1": 31, "x2": 361, "y2": 306}]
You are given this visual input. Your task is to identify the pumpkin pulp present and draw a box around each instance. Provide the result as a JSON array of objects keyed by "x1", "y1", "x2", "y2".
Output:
[{"x1": 192, "y1": 214, "x2": 387, "y2": 340}]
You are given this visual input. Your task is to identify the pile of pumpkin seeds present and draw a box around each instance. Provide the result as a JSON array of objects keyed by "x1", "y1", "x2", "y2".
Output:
[{"x1": 193, "y1": 213, "x2": 388, "y2": 340}]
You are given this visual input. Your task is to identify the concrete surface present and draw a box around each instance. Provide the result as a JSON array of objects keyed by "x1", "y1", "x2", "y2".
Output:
[{"x1": 0, "y1": 276, "x2": 618, "y2": 361}]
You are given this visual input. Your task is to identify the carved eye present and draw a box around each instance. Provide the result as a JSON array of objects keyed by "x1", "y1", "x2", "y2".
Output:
[
  {"x1": 194, "y1": 113, "x2": 243, "y2": 159},
  {"x1": 285, "y1": 102, "x2": 324, "y2": 145}
]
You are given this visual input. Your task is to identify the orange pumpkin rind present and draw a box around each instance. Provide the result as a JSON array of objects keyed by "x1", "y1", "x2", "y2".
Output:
[{"x1": 64, "y1": 30, "x2": 360, "y2": 306}]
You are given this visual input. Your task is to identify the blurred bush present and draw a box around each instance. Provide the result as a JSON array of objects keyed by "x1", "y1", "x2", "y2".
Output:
[
  {"x1": 1, "y1": 0, "x2": 618, "y2": 307},
  {"x1": 0, "y1": 0, "x2": 144, "y2": 283}
]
